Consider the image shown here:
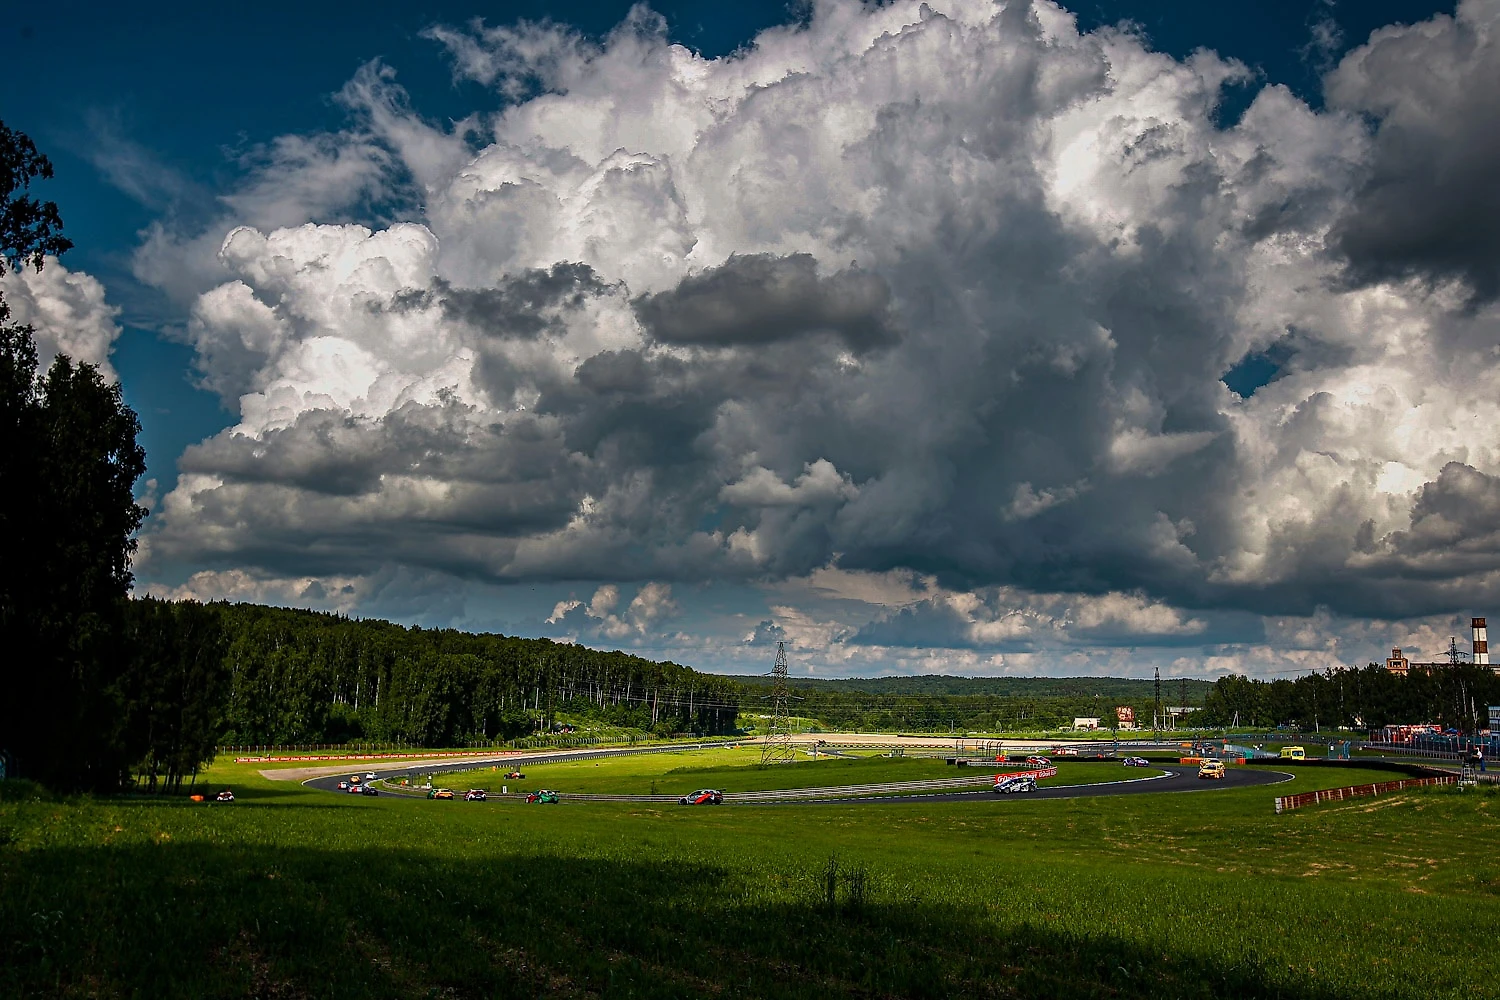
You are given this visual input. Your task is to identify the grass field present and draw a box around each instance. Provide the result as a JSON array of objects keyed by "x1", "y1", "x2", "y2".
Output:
[
  {"x1": 426, "y1": 747, "x2": 1137, "y2": 795},
  {"x1": 3, "y1": 758, "x2": 1495, "y2": 999}
]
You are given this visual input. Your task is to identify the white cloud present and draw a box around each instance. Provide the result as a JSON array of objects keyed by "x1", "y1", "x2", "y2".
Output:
[
  {"x1": 0, "y1": 258, "x2": 122, "y2": 381},
  {"x1": 119, "y1": 0, "x2": 1500, "y2": 674}
]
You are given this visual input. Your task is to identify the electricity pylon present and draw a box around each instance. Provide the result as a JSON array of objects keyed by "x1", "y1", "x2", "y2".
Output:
[
  {"x1": 760, "y1": 641, "x2": 797, "y2": 765},
  {"x1": 1154, "y1": 667, "x2": 1162, "y2": 742}
]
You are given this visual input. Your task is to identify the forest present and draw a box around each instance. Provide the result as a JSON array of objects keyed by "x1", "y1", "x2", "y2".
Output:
[
  {"x1": 210, "y1": 602, "x2": 741, "y2": 747},
  {"x1": 1197, "y1": 663, "x2": 1500, "y2": 731},
  {"x1": 733, "y1": 673, "x2": 1211, "y2": 733}
]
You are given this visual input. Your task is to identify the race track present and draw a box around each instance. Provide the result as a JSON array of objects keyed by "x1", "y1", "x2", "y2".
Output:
[{"x1": 305, "y1": 748, "x2": 1293, "y2": 804}]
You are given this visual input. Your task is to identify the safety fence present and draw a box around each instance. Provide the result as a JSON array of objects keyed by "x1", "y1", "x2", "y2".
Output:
[{"x1": 1274, "y1": 775, "x2": 1456, "y2": 814}]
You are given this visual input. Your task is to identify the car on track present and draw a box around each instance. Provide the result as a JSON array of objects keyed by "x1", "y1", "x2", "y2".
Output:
[
  {"x1": 993, "y1": 775, "x2": 1038, "y2": 794},
  {"x1": 1198, "y1": 759, "x2": 1226, "y2": 780},
  {"x1": 504, "y1": 770, "x2": 525, "y2": 779},
  {"x1": 364, "y1": 772, "x2": 377, "y2": 780},
  {"x1": 360, "y1": 785, "x2": 379, "y2": 796},
  {"x1": 349, "y1": 775, "x2": 362, "y2": 785},
  {"x1": 1052, "y1": 746, "x2": 1079, "y2": 757},
  {"x1": 1025, "y1": 755, "x2": 1051, "y2": 767},
  {"x1": 678, "y1": 789, "x2": 723, "y2": 805},
  {"x1": 337, "y1": 781, "x2": 349, "y2": 790},
  {"x1": 526, "y1": 789, "x2": 560, "y2": 804},
  {"x1": 464, "y1": 789, "x2": 487, "y2": 801},
  {"x1": 215, "y1": 789, "x2": 235, "y2": 802},
  {"x1": 346, "y1": 782, "x2": 365, "y2": 794},
  {"x1": 1122, "y1": 756, "x2": 1150, "y2": 767},
  {"x1": 428, "y1": 788, "x2": 455, "y2": 800}
]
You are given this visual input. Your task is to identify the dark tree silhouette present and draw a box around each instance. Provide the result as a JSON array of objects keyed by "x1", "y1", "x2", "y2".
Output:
[{"x1": 0, "y1": 121, "x2": 148, "y2": 790}]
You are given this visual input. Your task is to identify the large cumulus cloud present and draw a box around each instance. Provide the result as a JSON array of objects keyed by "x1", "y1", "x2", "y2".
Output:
[{"x1": 136, "y1": 0, "x2": 1500, "y2": 659}]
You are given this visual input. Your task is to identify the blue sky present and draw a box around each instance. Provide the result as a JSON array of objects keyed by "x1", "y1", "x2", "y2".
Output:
[{"x1": 6, "y1": 1, "x2": 1497, "y2": 677}]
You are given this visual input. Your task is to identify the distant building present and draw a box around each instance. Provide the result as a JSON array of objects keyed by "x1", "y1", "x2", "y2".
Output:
[
  {"x1": 1072, "y1": 717, "x2": 1101, "y2": 730},
  {"x1": 1385, "y1": 620, "x2": 1500, "y2": 675}
]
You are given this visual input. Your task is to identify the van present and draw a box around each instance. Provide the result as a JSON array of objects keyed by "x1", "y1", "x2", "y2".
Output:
[{"x1": 1279, "y1": 746, "x2": 1306, "y2": 760}]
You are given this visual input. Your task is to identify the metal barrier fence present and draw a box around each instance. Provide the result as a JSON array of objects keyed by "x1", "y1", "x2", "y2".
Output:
[{"x1": 1274, "y1": 775, "x2": 1456, "y2": 814}]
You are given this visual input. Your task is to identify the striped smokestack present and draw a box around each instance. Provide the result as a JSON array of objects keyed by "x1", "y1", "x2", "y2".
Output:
[{"x1": 1473, "y1": 618, "x2": 1489, "y2": 666}]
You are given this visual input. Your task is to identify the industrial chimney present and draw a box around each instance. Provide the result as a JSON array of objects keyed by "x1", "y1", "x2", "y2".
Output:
[{"x1": 1473, "y1": 618, "x2": 1489, "y2": 666}]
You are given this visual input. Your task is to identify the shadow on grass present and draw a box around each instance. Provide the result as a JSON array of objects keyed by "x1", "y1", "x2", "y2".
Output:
[{"x1": 0, "y1": 840, "x2": 1410, "y2": 1000}]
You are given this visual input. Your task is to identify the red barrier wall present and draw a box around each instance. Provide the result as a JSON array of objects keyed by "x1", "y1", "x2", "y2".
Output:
[{"x1": 1274, "y1": 775, "x2": 1455, "y2": 814}]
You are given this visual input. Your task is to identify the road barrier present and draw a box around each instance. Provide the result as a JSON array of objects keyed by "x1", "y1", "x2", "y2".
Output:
[{"x1": 1274, "y1": 775, "x2": 1456, "y2": 814}]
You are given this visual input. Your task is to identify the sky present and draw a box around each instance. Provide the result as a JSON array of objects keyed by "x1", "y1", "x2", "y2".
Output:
[{"x1": 5, "y1": 0, "x2": 1499, "y2": 679}]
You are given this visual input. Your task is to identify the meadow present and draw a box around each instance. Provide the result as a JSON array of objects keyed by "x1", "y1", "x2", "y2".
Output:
[
  {"x1": 2, "y1": 757, "x2": 1495, "y2": 999},
  {"x1": 426, "y1": 746, "x2": 1135, "y2": 796}
]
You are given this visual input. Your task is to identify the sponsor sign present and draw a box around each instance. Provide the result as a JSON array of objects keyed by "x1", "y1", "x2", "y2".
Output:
[
  {"x1": 1489, "y1": 706, "x2": 1500, "y2": 729},
  {"x1": 1115, "y1": 706, "x2": 1135, "y2": 725}
]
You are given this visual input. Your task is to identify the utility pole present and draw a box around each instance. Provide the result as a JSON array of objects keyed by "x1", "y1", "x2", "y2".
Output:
[{"x1": 761, "y1": 641, "x2": 796, "y2": 766}]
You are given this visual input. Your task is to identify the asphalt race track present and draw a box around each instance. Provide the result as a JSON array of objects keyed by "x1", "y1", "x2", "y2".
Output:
[
  {"x1": 799, "y1": 764, "x2": 1292, "y2": 805},
  {"x1": 305, "y1": 750, "x2": 1293, "y2": 805}
]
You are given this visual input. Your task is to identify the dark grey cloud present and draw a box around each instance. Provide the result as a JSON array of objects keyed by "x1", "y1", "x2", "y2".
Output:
[
  {"x1": 144, "y1": 1, "x2": 1500, "y2": 652},
  {"x1": 1327, "y1": 4, "x2": 1500, "y2": 303},
  {"x1": 632, "y1": 253, "x2": 900, "y2": 351},
  {"x1": 389, "y1": 262, "x2": 612, "y2": 338}
]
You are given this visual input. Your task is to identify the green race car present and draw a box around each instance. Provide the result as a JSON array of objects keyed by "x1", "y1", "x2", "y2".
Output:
[{"x1": 525, "y1": 789, "x2": 560, "y2": 804}]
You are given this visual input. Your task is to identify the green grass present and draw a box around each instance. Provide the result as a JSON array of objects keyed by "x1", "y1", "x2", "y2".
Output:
[
  {"x1": 2, "y1": 759, "x2": 1495, "y2": 999},
  {"x1": 429, "y1": 747, "x2": 1140, "y2": 795}
]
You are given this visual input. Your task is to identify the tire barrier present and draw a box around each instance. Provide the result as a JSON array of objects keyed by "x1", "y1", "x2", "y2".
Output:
[{"x1": 1274, "y1": 775, "x2": 1456, "y2": 814}]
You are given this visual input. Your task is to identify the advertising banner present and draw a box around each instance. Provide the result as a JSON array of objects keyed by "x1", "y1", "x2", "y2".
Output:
[{"x1": 1116, "y1": 706, "x2": 1135, "y2": 725}]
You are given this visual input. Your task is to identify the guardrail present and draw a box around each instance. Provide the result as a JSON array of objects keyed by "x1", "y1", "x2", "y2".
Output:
[{"x1": 1274, "y1": 775, "x2": 1456, "y2": 814}]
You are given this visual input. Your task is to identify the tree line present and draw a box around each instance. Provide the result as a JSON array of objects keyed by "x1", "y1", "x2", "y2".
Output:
[
  {"x1": 211, "y1": 602, "x2": 742, "y2": 746},
  {"x1": 734, "y1": 674, "x2": 1211, "y2": 734},
  {"x1": 1198, "y1": 663, "x2": 1500, "y2": 732}
]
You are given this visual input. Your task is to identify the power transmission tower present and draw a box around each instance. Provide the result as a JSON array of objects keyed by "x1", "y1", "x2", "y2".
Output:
[
  {"x1": 761, "y1": 641, "x2": 797, "y2": 765},
  {"x1": 1154, "y1": 667, "x2": 1162, "y2": 743}
]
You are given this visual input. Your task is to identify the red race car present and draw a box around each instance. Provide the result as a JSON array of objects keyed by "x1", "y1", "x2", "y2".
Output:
[{"x1": 678, "y1": 789, "x2": 724, "y2": 805}]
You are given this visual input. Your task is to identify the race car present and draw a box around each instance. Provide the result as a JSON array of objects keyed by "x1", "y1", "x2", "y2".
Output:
[
  {"x1": 360, "y1": 785, "x2": 379, "y2": 796},
  {"x1": 993, "y1": 775, "x2": 1038, "y2": 794},
  {"x1": 428, "y1": 788, "x2": 456, "y2": 800},
  {"x1": 464, "y1": 789, "x2": 487, "y2": 801},
  {"x1": 346, "y1": 782, "x2": 365, "y2": 794},
  {"x1": 678, "y1": 789, "x2": 723, "y2": 805},
  {"x1": 526, "y1": 789, "x2": 560, "y2": 804},
  {"x1": 1024, "y1": 755, "x2": 1051, "y2": 767},
  {"x1": 1198, "y1": 759, "x2": 1226, "y2": 780},
  {"x1": 504, "y1": 770, "x2": 525, "y2": 780},
  {"x1": 1122, "y1": 756, "x2": 1150, "y2": 767},
  {"x1": 336, "y1": 781, "x2": 349, "y2": 790},
  {"x1": 364, "y1": 772, "x2": 377, "y2": 780},
  {"x1": 215, "y1": 789, "x2": 235, "y2": 802}
]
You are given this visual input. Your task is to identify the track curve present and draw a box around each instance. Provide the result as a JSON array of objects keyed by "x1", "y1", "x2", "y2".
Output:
[{"x1": 306, "y1": 752, "x2": 1293, "y2": 804}]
